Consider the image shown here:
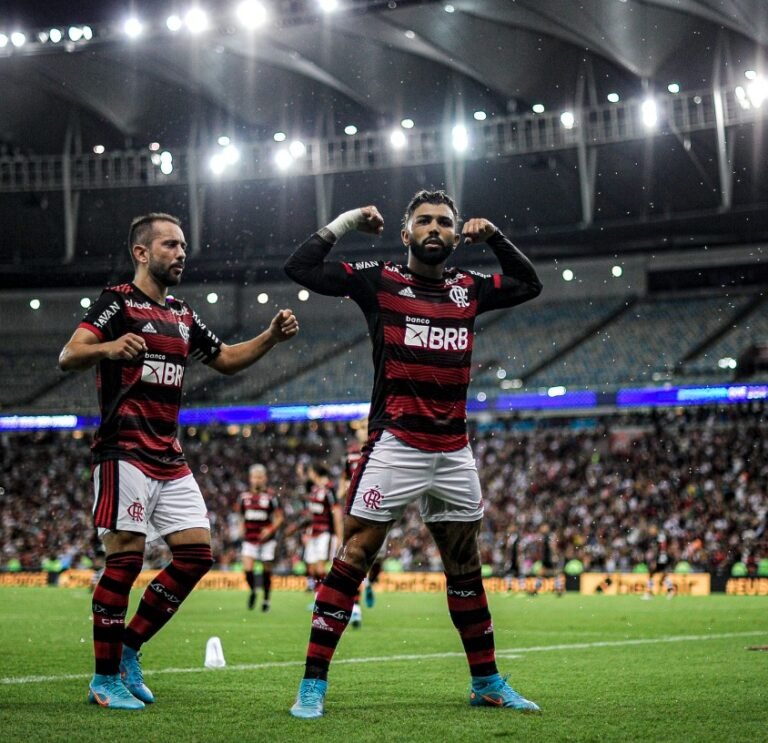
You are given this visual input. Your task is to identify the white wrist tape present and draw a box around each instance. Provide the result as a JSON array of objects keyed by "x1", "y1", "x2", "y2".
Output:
[{"x1": 324, "y1": 209, "x2": 363, "y2": 240}]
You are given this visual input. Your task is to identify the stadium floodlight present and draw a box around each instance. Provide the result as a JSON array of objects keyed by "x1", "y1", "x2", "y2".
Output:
[
  {"x1": 82, "y1": 26, "x2": 93, "y2": 40},
  {"x1": 641, "y1": 98, "x2": 658, "y2": 128},
  {"x1": 151, "y1": 153, "x2": 162, "y2": 165},
  {"x1": 10, "y1": 31, "x2": 26, "y2": 47},
  {"x1": 149, "y1": 141, "x2": 160, "y2": 151},
  {"x1": 123, "y1": 17, "x2": 143, "y2": 39},
  {"x1": 496, "y1": 368, "x2": 507, "y2": 380},
  {"x1": 236, "y1": 0, "x2": 268, "y2": 29},
  {"x1": 0, "y1": 35, "x2": 8, "y2": 48},
  {"x1": 273, "y1": 131, "x2": 286, "y2": 142},
  {"x1": 209, "y1": 153, "x2": 226, "y2": 175},
  {"x1": 444, "y1": 4, "x2": 456, "y2": 12},
  {"x1": 390, "y1": 129, "x2": 407, "y2": 149},
  {"x1": 718, "y1": 357, "x2": 737, "y2": 369},
  {"x1": 560, "y1": 111, "x2": 575, "y2": 129},
  {"x1": 404, "y1": 30, "x2": 416, "y2": 40},
  {"x1": 532, "y1": 104, "x2": 545, "y2": 114},
  {"x1": 473, "y1": 110, "x2": 487, "y2": 121},
  {"x1": 38, "y1": 31, "x2": 49, "y2": 43},
  {"x1": 80, "y1": 297, "x2": 91, "y2": 308},
  {"x1": 206, "y1": 292, "x2": 219, "y2": 304},
  {"x1": 93, "y1": 145, "x2": 105, "y2": 154},
  {"x1": 318, "y1": 0, "x2": 339, "y2": 12},
  {"x1": 452, "y1": 124, "x2": 469, "y2": 153},
  {"x1": 160, "y1": 150, "x2": 173, "y2": 175},
  {"x1": 274, "y1": 148, "x2": 293, "y2": 170},
  {"x1": 400, "y1": 118, "x2": 415, "y2": 129},
  {"x1": 746, "y1": 77, "x2": 767, "y2": 108},
  {"x1": 68, "y1": 26, "x2": 83, "y2": 41},
  {"x1": 667, "y1": 82, "x2": 680, "y2": 94},
  {"x1": 745, "y1": 70, "x2": 757, "y2": 80},
  {"x1": 476, "y1": 391, "x2": 487, "y2": 402},
  {"x1": 735, "y1": 85, "x2": 751, "y2": 110},
  {"x1": 30, "y1": 299, "x2": 41, "y2": 310},
  {"x1": 289, "y1": 140, "x2": 306, "y2": 158},
  {"x1": 217, "y1": 135, "x2": 231, "y2": 147},
  {"x1": 222, "y1": 144, "x2": 240, "y2": 165},
  {"x1": 166, "y1": 14, "x2": 183, "y2": 32},
  {"x1": 49, "y1": 28, "x2": 63, "y2": 43},
  {"x1": 344, "y1": 125, "x2": 357, "y2": 135},
  {"x1": 185, "y1": 7, "x2": 209, "y2": 34},
  {"x1": 257, "y1": 292, "x2": 269, "y2": 304},
  {"x1": 607, "y1": 92, "x2": 620, "y2": 103},
  {"x1": 547, "y1": 385, "x2": 566, "y2": 397},
  {"x1": 298, "y1": 289, "x2": 310, "y2": 301},
  {"x1": 562, "y1": 269, "x2": 574, "y2": 281},
  {"x1": 612, "y1": 265, "x2": 623, "y2": 277}
]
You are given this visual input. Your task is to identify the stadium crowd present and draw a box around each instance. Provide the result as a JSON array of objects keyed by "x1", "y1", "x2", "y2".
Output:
[{"x1": 1, "y1": 403, "x2": 766, "y2": 577}]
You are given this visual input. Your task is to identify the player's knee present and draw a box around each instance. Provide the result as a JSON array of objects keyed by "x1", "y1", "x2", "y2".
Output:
[{"x1": 171, "y1": 544, "x2": 214, "y2": 581}]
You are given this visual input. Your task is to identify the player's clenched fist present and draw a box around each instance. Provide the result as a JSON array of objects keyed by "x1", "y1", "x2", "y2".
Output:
[
  {"x1": 461, "y1": 218, "x2": 497, "y2": 245},
  {"x1": 270, "y1": 309, "x2": 299, "y2": 342},
  {"x1": 106, "y1": 333, "x2": 147, "y2": 360}
]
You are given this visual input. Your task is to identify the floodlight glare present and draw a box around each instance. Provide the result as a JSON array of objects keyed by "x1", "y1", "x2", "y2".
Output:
[
  {"x1": 160, "y1": 160, "x2": 174, "y2": 175},
  {"x1": 10, "y1": 31, "x2": 26, "y2": 47},
  {"x1": 49, "y1": 28, "x2": 63, "y2": 43},
  {"x1": 223, "y1": 144, "x2": 240, "y2": 165},
  {"x1": 206, "y1": 292, "x2": 219, "y2": 304},
  {"x1": 236, "y1": 1, "x2": 268, "y2": 29},
  {"x1": 185, "y1": 7, "x2": 209, "y2": 33},
  {"x1": 209, "y1": 153, "x2": 226, "y2": 175},
  {"x1": 166, "y1": 14, "x2": 183, "y2": 32},
  {"x1": 30, "y1": 299, "x2": 41, "y2": 310},
  {"x1": 444, "y1": 4, "x2": 456, "y2": 12},
  {"x1": 473, "y1": 110, "x2": 487, "y2": 121},
  {"x1": 38, "y1": 31, "x2": 49, "y2": 43},
  {"x1": 400, "y1": 118, "x2": 415, "y2": 129},
  {"x1": 217, "y1": 135, "x2": 231, "y2": 147},
  {"x1": 547, "y1": 386, "x2": 566, "y2": 397},
  {"x1": 745, "y1": 70, "x2": 757, "y2": 80},
  {"x1": 274, "y1": 149, "x2": 293, "y2": 170},
  {"x1": 318, "y1": 0, "x2": 340, "y2": 12},
  {"x1": 747, "y1": 77, "x2": 767, "y2": 108},
  {"x1": 93, "y1": 145, "x2": 105, "y2": 154},
  {"x1": 560, "y1": 111, "x2": 575, "y2": 129},
  {"x1": 289, "y1": 140, "x2": 306, "y2": 158},
  {"x1": 257, "y1": 292, "x2": 269, "y2": 304},
  {"x1": 641, "y1": 98, "x2": 658, "y2": 128},
  {"x1": 735, "y1": 85, "x2": 750, "y2": 110},
  {"x1": 124, "y1": 17, "x2": 143, "y2": 39},
  {"x1": 607, "y1": 92, "x2": 620, "y2": 103},
  {"x1": 667, "y1": 82, "x2": 680, "y2": 94},
  {"x1": 532, "y1": 103, "x2": 545, "y2": 113},
  {"x1": 82, "y1": 26, "x2": 93, "y2": 40},
  {"x1": 452, "y1": 124, "x2": 469, "y2": 152},
  {"x1": 562, "y1": 269, "x2": 574, "y2": 281},
  {"x1": 68, "y1": 26, "x2": 83, "y2": 41},
  {"x1": 149, "y1": 142, "x2": 160, "y2": 151},
  {"x1": 344, "y1": 125, "x2": 358, "y2": 135},
  {"x1": 390, "y1": 129, "x2": 407, "y2": 149},
  {"x1": 273, "y1": 131, "x2": 287, "y2": 142},
  {"x1": 80, "y1": 297, "x2": 91, "y2": 308},
  {"x1": 0, "y1": 35, "x2": 8, "y2": 48},
  {"x1": 298, "y1": 289, "x2": 310, "y2": 301},
  {"x1": 612, "y1": 265, "x2": 623, "y2": 277}
]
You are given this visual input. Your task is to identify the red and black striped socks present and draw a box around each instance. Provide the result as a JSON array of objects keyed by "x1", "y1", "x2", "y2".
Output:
[
  {"x1": 123, "y1": 544, "x2": 213, "y2": 651},
  {"x1": 446, "y1": 569, "x2": 499, "y2": 678},
  {"x1": 304, "y1": 558, "x2": 365, "y2": 680},
  {"x1": 92, "y1": 551, "x2": 143, "y2": 675}
]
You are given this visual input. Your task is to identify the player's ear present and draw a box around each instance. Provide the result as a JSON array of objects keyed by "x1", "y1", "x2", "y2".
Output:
[
  {"x1": 132, "y1": 243, "x2": 149, "y2": 265},
  {"x1": 400, "y1": 227, "x2": 411, "y2": 249}
]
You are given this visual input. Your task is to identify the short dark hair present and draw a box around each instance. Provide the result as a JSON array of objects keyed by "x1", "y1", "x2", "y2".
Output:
[
  {"x1": 128, "y1": 212, "x2": 181, "y2": 265},
  {"x1": 402, "y1": 190, "x2": 458, "y2": 228},
  {"x1": 310, "y1": 462, "x2": 331, "y2": 479}
]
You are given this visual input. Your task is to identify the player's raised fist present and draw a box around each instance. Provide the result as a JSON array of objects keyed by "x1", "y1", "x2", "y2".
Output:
[
  {"x1": 461, "y1": 218, "x2": 497, "y2": 245},
  {"x1": 358, "y1": 206, "x2": 384, "y2": 235},
  {"x1": 271, "y1": 308, "x2": 299, "y2": 342}
]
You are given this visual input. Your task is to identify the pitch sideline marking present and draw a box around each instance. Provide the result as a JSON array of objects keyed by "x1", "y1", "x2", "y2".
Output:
[{"x1": 1, "y1": 630, "x2": 765, "y2": 686}]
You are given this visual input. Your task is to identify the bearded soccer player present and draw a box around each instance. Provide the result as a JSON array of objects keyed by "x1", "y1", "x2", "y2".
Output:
[
  {"x1": 285, "y1": 190, "x2": 543, "y2": 718},
  {"x1": 59, "y1": 213, "x2": 299, "y2": 710},
  {"x1": 238, "y1": 464, "x2": 284, "y2": 612}
]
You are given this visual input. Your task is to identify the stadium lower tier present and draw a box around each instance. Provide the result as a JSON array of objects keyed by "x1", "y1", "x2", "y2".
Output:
[{"x1": 1, "y1": 403, "x2": 765, "y2": 577}]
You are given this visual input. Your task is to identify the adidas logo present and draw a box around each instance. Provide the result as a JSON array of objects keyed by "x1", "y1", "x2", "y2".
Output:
[
  {"x1": 398, "y1": 286, "x2": 416, "y2": 298},
  {"x1": 312, "y1": 616, "x2": 333, "y2": 632},
  {"x1": 142, "y1": 322, "x2": 158, "y2": 334}
]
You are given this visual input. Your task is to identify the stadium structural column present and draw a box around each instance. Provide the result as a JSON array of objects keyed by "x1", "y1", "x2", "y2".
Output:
[
  {"x1": 712, "y1": 32, "x2": 733, "y2": 211},
  {"x1": 62, "y1": 112, "x2": 81, "y2": 265}
]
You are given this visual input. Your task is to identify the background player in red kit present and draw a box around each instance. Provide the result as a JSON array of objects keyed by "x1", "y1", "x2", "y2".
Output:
[
  {"x1": 285, "y1": 191, "x2": 542, "y2": 718},
  {"x1": 59, "y1": 212, "x2": 298, "y2": 710},
  {"x1": 238, "y1": 464, "x2": 284, "y2": 612}
]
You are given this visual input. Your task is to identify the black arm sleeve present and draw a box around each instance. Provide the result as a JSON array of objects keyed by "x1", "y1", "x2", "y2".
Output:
[
  {"x1": 476, "y1": 231, "x2": 543, "y2": 313},
  {"x1": 283, "y1": 233, "x2": 356, "y2": 298}
]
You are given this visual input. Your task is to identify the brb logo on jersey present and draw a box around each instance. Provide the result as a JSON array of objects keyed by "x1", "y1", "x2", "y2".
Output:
[
  {"x1": 141, "y1": 353, "x2": 184, "y2": 387},
  {"x1": 404, "y1": 316, "x2": 468, "y2": 351}
]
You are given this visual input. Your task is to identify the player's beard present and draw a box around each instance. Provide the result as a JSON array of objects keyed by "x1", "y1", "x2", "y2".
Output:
[
  {"x1": 149, "y1": 257, "x2": 183, "y2": 287},
  {"x1": 409, "y1": 236, "x2": 454, "y2": 266}
]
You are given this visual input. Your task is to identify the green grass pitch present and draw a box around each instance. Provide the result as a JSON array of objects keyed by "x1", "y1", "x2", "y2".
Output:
[{"x1": 1, "y1": 587, "x2": 767, "y2": 742}]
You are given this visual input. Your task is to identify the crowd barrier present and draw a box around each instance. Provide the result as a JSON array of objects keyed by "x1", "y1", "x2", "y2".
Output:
[{"x1": 1, "y1": 570, "x2": 766, "y2": 595}]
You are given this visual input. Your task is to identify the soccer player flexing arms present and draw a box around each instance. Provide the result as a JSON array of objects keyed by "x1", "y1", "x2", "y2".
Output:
[
  {"x1": 59, "y1": 213, "x2": 298, "y2": 710},
  {"x1": 238, "y1": 464, "x2": 284, "y2": 612},
  {"x1": 284, "y1": 190, "x2": 543, "y2": 718}
]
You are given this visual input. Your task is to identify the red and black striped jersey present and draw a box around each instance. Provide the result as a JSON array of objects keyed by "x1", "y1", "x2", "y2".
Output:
[
  {"x1": 79, "y1": 283, "x2": 222, "y2": 479},
  {"x1": 284, "y1": 231, "x2": 541, "y2": 452},
  {"x1": 239, "y1": 490, "x2": 280, "y2": 544},
  {"x1": 307, "y1": 484, "x2": 338, "y2": 537},
  {"x1": 344, "y1": 440, "x2": 363, "y2": 480}
]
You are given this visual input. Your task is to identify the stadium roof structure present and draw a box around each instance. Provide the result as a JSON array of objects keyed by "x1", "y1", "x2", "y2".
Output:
[{"x1": 1, "y1": 0, "x2": 767, "y2": 288}]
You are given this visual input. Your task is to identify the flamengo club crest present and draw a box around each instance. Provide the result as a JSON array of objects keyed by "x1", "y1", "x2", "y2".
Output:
[
  {"x1": 362, "y1": 487, "x2": 382, "y2": 510},
  {"x1": 127, "y1": 501, "x2": 145, "y2": 523},
  {"x1": 448, "y1": 285, "x2": 470, "y2": 308},
  {"x1": 178, "y1": 322, "x2": 190, "y2": 342}
]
